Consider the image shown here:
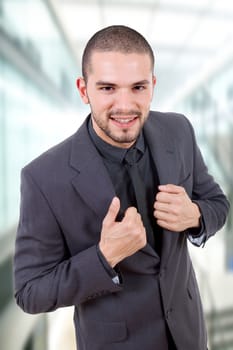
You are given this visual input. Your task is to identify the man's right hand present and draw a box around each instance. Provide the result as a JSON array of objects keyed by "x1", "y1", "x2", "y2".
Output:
[{"x1": 99, "y1": 197, "x2": 147, "y2": 268}]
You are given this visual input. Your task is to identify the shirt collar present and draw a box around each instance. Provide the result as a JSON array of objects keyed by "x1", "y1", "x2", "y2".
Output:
[{"x1": 88, "y1": 117, "x2": 145, "y2": 163}]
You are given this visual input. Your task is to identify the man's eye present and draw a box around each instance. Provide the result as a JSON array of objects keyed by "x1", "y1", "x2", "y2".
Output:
[
  {"x1": 100, "y1": 86, "x2": 114, "y2": 91},
  {"x1": 133, "y1": 85, "x2": 146, "y2": 91}
]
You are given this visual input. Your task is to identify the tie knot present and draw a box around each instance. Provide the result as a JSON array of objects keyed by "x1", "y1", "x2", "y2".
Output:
[{"x1": 124, "y1": 147, "x2": 142, "y2": 166}]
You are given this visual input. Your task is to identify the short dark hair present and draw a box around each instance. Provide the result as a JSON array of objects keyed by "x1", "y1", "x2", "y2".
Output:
[{"x1": 82, "y1": 25, "x2": 155, "y2": 81}]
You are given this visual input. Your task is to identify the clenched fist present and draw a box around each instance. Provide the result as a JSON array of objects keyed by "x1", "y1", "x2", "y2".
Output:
[
  {"x1": 99, "y1": 197, "x2": 147, "y2": 268},
  {"x1": 153, "y1": 184, "x2": 201, "y2": 232}
]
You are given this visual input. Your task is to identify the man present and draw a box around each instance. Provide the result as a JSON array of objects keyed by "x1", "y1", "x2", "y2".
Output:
[{"x1": 14, "y1": 25, "x2": 229, "y2": 350}]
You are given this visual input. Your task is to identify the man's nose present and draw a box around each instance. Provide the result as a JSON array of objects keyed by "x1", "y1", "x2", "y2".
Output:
[{"x1": 114, "y1": 89, "x2": 134, "y2": 109}]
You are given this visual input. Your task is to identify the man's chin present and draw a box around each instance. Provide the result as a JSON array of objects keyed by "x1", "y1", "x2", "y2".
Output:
[{"x1": 108, "y1": 132, "x2": 139, "y2": 147}]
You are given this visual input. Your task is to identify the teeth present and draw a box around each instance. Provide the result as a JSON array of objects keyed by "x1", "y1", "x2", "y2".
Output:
[{"x1": 113, "y1": 118, "x2": 134, "y2": 124}]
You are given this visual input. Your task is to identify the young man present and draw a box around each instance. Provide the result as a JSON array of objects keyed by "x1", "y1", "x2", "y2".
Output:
[{"x1": 14, "y1": 25, "x2": 229, "y2": 350}]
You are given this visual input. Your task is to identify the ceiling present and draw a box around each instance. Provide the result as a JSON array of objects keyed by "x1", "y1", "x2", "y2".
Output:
[{"x1": 50, "y1": 0, "x2": 233, "y2": 109}]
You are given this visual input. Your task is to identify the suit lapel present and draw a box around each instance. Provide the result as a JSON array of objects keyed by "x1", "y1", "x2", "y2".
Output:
[
  {"x1": 144, "y1": 112, "x2": 180, "y2": 265},
  {"x1": 144, "y1": 113, "x2": 179, "y2": 186},
  {"x1": 70, "y1": 118, "x2": 115, "y2": 219}
]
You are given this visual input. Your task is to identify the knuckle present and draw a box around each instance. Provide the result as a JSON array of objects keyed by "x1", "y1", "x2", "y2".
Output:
[
  {"x1": 134, "y1": 227, "x2": 141, "y2": 237},
  {"x1": 170, "y1": 205, "x2": 180, "y2": 215},
  {"x1": 177, "y1": 197, "x2": 183, "y2": 205},
  {"x1": 135, "y1": 226, "x2": 144, "y2": 238},
  {"x1": 125, "y1": 220, "x2": 133, "y2": 231},
  {"x1": 171, "y1": 208, "x2": 178, "y2": 216},
  {"x1": 169, "y1": 215, "x2": 177, "y2": 223}
]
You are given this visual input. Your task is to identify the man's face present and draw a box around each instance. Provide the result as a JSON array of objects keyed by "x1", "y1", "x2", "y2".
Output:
[{"x1": 77, "y1": 51, "x2": 156, "y2": 148}]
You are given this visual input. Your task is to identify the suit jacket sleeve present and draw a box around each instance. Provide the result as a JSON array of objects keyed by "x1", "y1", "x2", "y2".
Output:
[
  {"x1": 184, "y1": 116, "x2": 230, "y2": 245},
  {"x1": 14, "y1": 168, "x2": 122, "y2": 314}
]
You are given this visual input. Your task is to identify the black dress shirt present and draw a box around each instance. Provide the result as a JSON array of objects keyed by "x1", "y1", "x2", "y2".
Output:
[{"x1": 88, "y1": 119, "x2": 163, "y2": 256}]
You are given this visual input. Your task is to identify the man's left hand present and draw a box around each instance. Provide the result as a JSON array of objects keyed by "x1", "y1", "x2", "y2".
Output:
[{"x1": 153, "y1": 184, "x2": 201, "y2": 232}]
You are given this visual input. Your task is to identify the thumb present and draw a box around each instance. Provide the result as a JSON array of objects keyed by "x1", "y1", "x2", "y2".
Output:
[{"x1": 103, "y1": 197, "x2": 120, "y2": 226}]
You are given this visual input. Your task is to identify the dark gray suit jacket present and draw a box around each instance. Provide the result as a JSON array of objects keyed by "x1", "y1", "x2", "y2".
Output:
[{"x1": 14, "y1": 111, "x2": 229, "y2": 350}]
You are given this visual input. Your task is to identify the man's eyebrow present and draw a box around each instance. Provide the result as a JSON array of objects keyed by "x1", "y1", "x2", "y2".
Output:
[
  {"x1": 95, "y1": 80, "x2": 151, "y2": 86},
  {"x1": 133, "y1": 80, "x2": 150, "y2": 85},
  {"x1": 95, "y1": 81, "x2": 116, "y2": 86}
]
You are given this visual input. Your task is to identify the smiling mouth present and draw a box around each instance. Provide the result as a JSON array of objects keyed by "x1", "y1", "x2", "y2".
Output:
[
  {"x1": 109, "y1": 116, "x2": 139, "y2": 129},
  {"x1": 110, "y1": 116, "x2": 138, "y2": 124}
]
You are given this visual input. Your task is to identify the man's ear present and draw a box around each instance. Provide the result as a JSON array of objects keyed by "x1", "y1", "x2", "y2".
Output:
[
  {"x1": 76, "y1": 77, "x2": 89, "y2": 104},
  {"x1": 153, "y1": 75, "x2": 157, "y2": 87},
  {"x1": 151, "y1": 75, "x2": 157, "y2": 101}
]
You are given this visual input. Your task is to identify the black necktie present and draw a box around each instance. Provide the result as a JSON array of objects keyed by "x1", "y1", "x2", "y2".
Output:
[{"x1": 124, "y1": 147, "x2": 155, "y2": 248}]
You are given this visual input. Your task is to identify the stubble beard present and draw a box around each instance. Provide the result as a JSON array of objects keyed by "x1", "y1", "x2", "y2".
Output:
[{"x1": 91, "y1": 109, "x2": 147, "y2": 146}]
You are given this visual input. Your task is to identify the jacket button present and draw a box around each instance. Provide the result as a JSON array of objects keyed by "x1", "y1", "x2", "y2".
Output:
[
  {"x1": 159, "y1": 267, "x2": 166, "y2": 278},
  {"x1": 166, "y1": 308, "x2": 173, "y2": 320}
]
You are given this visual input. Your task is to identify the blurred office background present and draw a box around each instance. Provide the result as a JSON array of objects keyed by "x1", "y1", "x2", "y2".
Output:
[{"x1": 0, "y1": 0, "x2": 232, "y2": 349}]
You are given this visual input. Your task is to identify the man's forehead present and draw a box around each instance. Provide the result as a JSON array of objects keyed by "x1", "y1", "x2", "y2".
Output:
[
  {"x1": 90, "y1": 50, "x2": 151, "y2": 59},
  {"x1": 89, "y1": 51, "x2": 152, "y2": 70}
]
